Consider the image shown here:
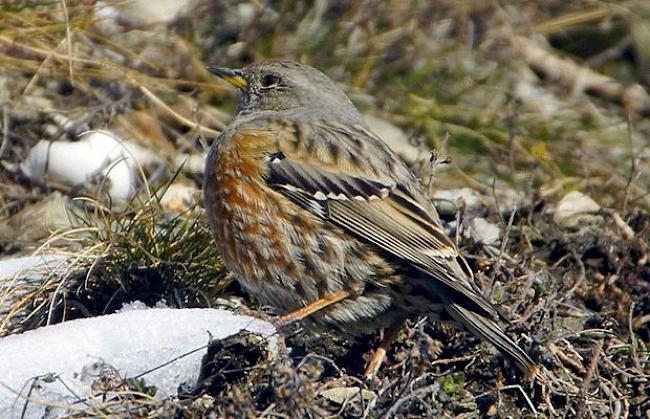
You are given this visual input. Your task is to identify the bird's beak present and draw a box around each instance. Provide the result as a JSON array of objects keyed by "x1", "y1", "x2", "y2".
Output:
[{"x1": 207, "y1": 66, "x2": 248, "y2": 89}]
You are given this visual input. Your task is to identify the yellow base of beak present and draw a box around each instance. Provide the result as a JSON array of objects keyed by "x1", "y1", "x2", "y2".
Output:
[{"x1": 207, "y1": 66, "x2": 248, "y2": 89}]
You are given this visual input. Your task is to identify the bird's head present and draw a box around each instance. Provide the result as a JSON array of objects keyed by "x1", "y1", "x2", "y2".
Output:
[{"x1": 207, "y1": 61, "x2": 361, "y2": 122}]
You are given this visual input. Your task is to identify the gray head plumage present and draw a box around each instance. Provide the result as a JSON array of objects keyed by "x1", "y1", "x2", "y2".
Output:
[{"x1": 208, "y1": 61, "x2": 363, "y2": 124}]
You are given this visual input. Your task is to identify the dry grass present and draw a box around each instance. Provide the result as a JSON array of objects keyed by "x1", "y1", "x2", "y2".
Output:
[{"x1": 0, "y1": 188, "x2": 229, "y2": 337}]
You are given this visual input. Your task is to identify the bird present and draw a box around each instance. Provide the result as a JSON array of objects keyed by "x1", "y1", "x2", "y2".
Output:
[{"x1": 203, "y1": 61, "x2": 538, "y2": 379}]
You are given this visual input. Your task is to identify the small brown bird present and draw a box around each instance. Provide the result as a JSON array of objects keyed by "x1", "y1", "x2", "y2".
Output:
[{"x1": 203, "y1": 61, "x2": 538, "y2": 379}]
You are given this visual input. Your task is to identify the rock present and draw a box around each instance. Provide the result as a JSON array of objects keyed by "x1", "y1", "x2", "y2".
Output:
[
  {"x1": 0, "y1": 74, "x2": 9, "y2": 104},
  {"x1": 237, "y1": 3, "x2": 258, "y2": 26},
  {"x1": 486, "y1": 402, "x2": 498, "y2": 416},
  {"x1": 20, "y1": 131, "x2": 141, "y2": 211},
  {"x1": 433, "y1": 199, "x2": 459, "y2": 218},
  {"x1": 466, "y1": 217, "x2": 501, "y2": 245},
  {"x1": 94, "y1": 0, "x2": 196, "y2": 28},
  {"x1": 173, "y1": 153, "x2": 206, "y2": 176},
  {"x1": 630, "y1": 12, "x2": 650, "y2": 85},
  {"x1": 320, "y1": 387, "x2": 376, "y2": 405},
  {"x1": 434, "y1": 186, "x2": 522, "y2": 215},
  {"x1": 158, "y1": 182, "x2": 199, "y2": 213},
  {"x1": 515, "y1": 75, "x2": 563, "y2": 117},
  {"x1": 491, "y1": 187, "x2": 525, "y2": 214},
  {"x1": 0, "y1": 192, "x2": 77, "y2": 244},
  {"x1": 553, "y1": 191, "x2": 601, "y2": 227},
  {"x1": 363, "y1": 114, "x2": 421, "y2": 165},
  {"x1": 433, "y1": 188, "x2": 484, "y2": 213}
]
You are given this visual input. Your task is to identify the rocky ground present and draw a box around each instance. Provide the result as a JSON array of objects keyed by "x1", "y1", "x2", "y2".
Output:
[{"x1": 0, "y1": 1, "x2": 648, "y2": 417}]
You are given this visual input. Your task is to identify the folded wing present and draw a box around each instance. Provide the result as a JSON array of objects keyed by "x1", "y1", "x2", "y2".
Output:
[{"x1": 261, "y1": 135, "x2": 498, "y2": 320}]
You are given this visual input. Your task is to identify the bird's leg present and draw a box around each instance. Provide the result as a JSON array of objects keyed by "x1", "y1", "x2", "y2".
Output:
[
  {"x1": 277, "y1": 289, "x2": 351, "y2": 326},
  {"x1": 363, "y1": 320, "x2": 404, "y2": 379}
]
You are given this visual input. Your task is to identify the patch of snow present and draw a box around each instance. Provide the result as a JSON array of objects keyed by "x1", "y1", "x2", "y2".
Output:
[
  {"x1": 0, "y1": 308, "x2": 276, "y2": 418},
  {"x1": 0, "y1": 254, "x2": 71, "y2": 280},
  {"x1": 154, "y1": 300, "x2": 170, "y2": 309},
  {"x1": 115, "y1": 300, "x2": 150, "y2": 312}
]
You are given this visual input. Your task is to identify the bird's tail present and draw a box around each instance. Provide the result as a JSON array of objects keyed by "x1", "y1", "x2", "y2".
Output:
[{"x1": 446, "y1": 302, "x2": 539, "y2": 380}]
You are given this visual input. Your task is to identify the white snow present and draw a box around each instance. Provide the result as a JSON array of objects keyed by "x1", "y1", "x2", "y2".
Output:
[
  {"x1": 0, "y1": 308, "x2": 277, "y2": 418},
  {"x1": 0, "y1": 254, "x2": 71, "y2": 279},
  {"x1": 0, "y1": 254, "x2": 76, "y2": 321}
]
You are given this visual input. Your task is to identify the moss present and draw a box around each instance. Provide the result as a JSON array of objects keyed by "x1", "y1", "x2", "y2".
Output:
[{"x1": 440, "y1": 373, "x2": 465, "y2": 397}]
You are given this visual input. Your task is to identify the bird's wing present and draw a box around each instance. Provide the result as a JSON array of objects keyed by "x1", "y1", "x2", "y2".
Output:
[{"x1": 249, "y1": 120, "x2": 499, "y2": 320}]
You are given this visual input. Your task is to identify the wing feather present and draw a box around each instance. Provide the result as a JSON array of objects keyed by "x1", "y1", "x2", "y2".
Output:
[{"x1": 262, "y1": 149, "x2": 498, "y2": 319}]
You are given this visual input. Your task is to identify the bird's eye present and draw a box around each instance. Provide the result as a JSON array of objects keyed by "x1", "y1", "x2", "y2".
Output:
[{"x1": 260, "y1": 73, "x2": 280, "y2": 88}]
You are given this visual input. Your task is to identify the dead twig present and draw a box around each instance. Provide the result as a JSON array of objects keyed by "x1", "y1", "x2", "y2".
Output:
[
  {"x1": 510, "y1": 35, "x2": 650, "y2": 115},
  {"x1": 627, "y1": 304, "x2": 643, "y2": 373},
  {"x1": 59, "y1": 0, "x2": 74, "y2": 87},
  {"x1": 0, "y1": 106, "x2": 9, "y2": 160},
  {"x1": 499, "y1": 385, "x2": 538, "y2": 418},
  {"x1": 577, "y1": 339, "x2": 604, "y2": 417},
  {"x1": 548, "y1": 342, "x2": 586, "y2": 375},
  {"x1": 138, "y1": 86, "x2": 221, "y2": 137},
  {"x1": 622, "y1": 115, "x2": 641, "y2": 214}
]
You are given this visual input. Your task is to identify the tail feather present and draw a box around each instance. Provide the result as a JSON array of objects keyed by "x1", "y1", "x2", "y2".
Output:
[{"x1": 446, "y1": 302, "x2": 539, "y2": 380}]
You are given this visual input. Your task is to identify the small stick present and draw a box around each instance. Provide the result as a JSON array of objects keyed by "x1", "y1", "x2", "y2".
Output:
[
  {"x1": 0, "y1": 106, "x2": 9, "y2": 160},
  {"x1": 59, "y1": 0, "x2": 74, "y2": 86},
  {"x1": 500, "y1": 385, "x2": 538, "y2": 418},
  {"x1": 577, "y1": 339, "x2": 604, "y2": 417},
  {"x1": 139, "y1": 85, "x2": 220, "y2": 137}
]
